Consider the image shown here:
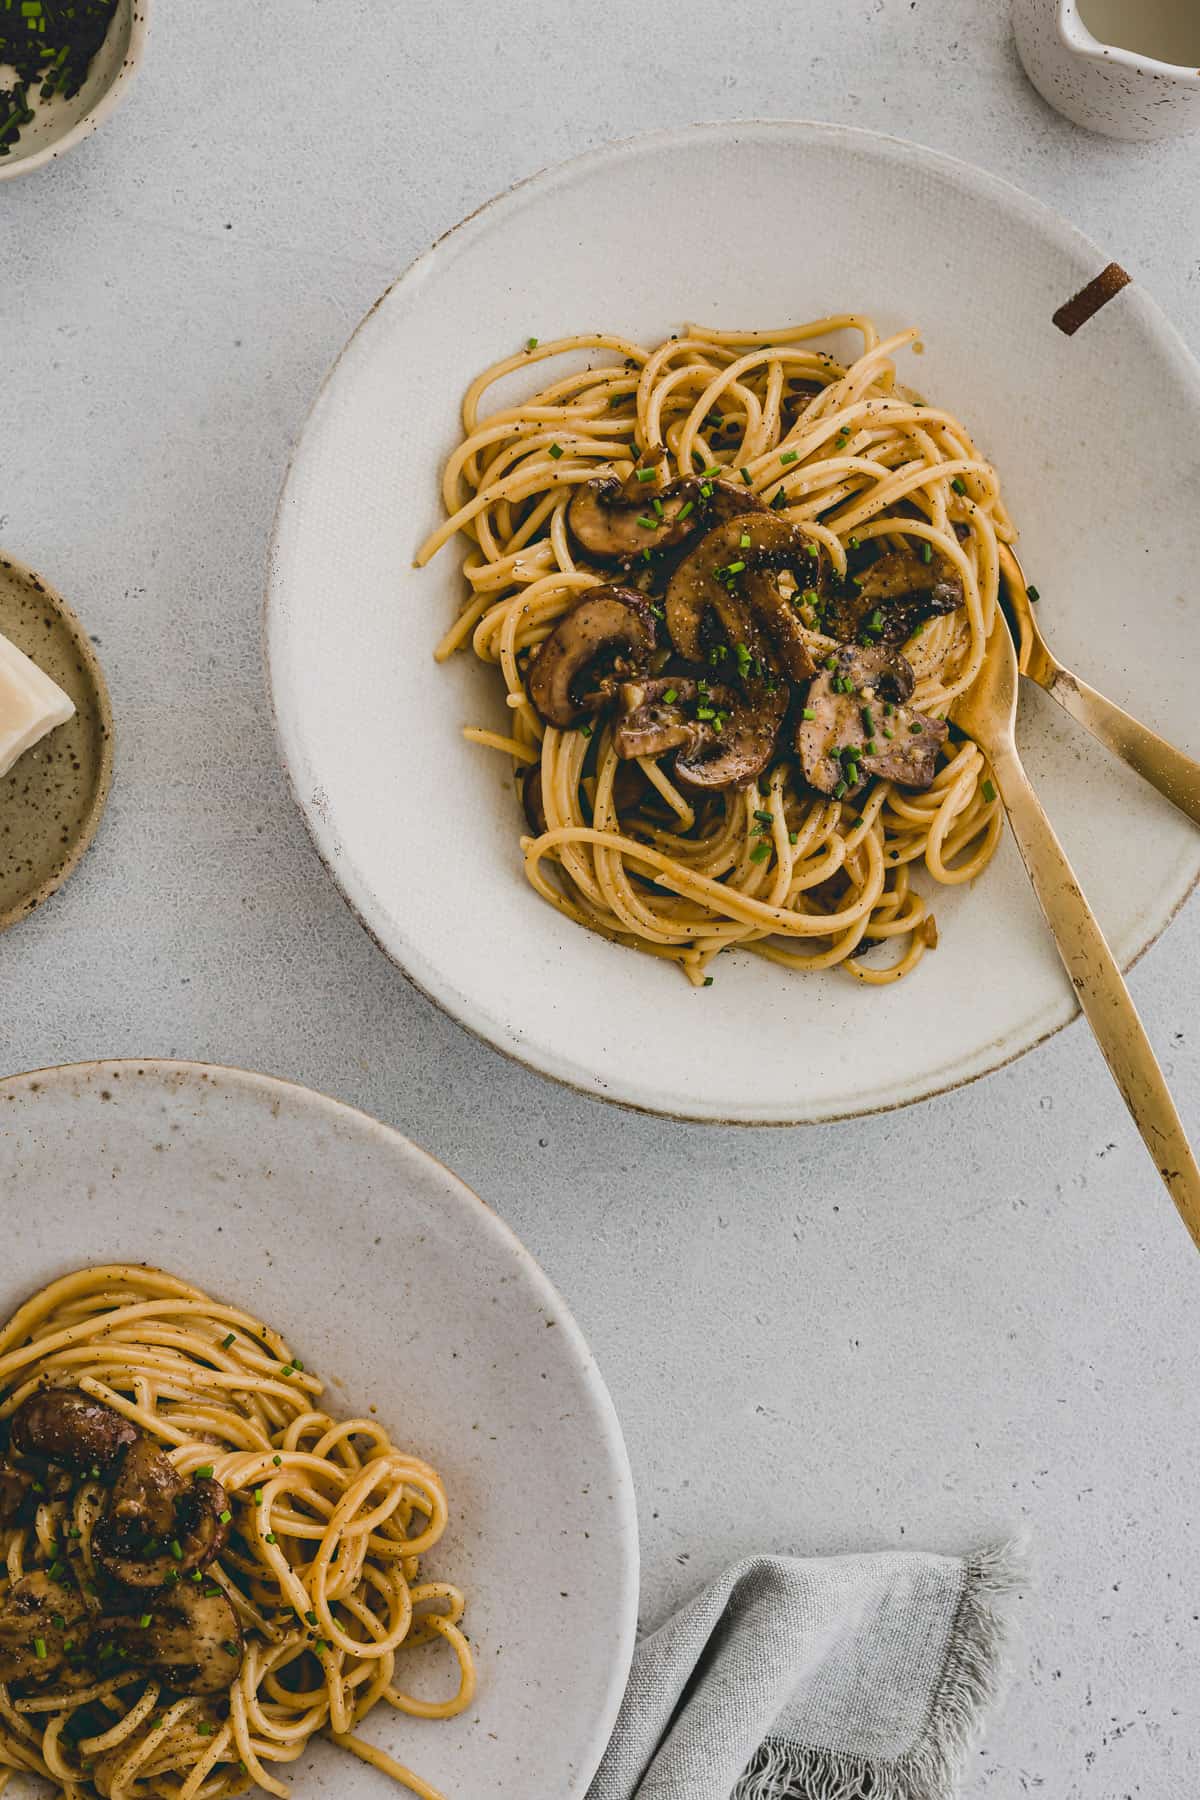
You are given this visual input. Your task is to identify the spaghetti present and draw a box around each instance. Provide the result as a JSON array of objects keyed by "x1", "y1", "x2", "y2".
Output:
[
  {"x1": 0, "y1": 1266, "x2": 473, "y2": 1799},
  {"x1": 419, "y1": 314, "x2": 1013, "y2": 986}
]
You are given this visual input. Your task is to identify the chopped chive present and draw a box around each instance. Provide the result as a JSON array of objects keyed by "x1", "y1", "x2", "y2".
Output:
[
  {"x1": 280, "y1": 1364, "x2": 295, "y2": 1376},
  {"x1": 170, "y1": 1540, "x2": 183, "y2": 1561},
  {"x1": 703, "y1": 976, "x2": 714, "y2": 987},
  {"x1": 273, "y1": 1455, "x2": 282, "y2": 1467},
  {"x1": 700, "y1": 482, "x2": 714, "y2": 498},
  {"x1": 548, "y1": 443, "x2": 563, "y2": 459},
  {"x1": 198, "y1": 1722, "x2": 213, "y2": 1736},
  {"x1": 771, "y1": 490, "x2": 788, "y2": 509},
  {"x1": 802, "y1": 707, "x2": 816, "y2": 721},
  {"x1": 740, "y1": 466, "x2": 753, "y2": 484},
  {"x1": 788, "y1": 831, "x2": 799, "y2": 844},
  {"x1": 909, "y1": 721, "x2": 924, "y2": 734},
  {"x1": 865, "y1": 739, "x2": 877, "y2": 755},
  {"x1": 739, "y1": 532, "x2": 751, "y2": 549},
  {"x1": 636, "y1": 515, "x2": 658, "y2": 530},
  {"x1": 921, "y1": 540, "x2": 933, "y2": 563},
  {"x1": 833, "y1": 780, "x2": 848, "y2": 799},
  {"x1": 33, "y1": 1638, "x2": 46, "y2": 1660},
  {"x1": 221, "y1": 1333, "x2": 235, "y2": 1350},
  {"x1": 950, "y1": 476, "x2": 967, "y2": 495},
  {"x1": 635, "y1": 467, "x2": 657, "y2": 483},
  {"x1": 48, "y1": 1560, "x2": 65, "y2": 1581},
  {"x1": 726, "y1": 560, "x2": 746, "y2": 574},
  {"x1": 305, "y1": 1611, "x2": 318, "y2": 1627},
  {"x1": 861, "y1": 707, "x2": 875, "y2": 735},
  {"x1": 779, "y1": 450, "x2": 798, "y2": 466},
  {"x1": 848, "y1": 536, "x2": 860, "y2": 549},
  {"x1": 663, "y1": 687, "x2": 678, "y2": 704},
  {"x1": 253, "y1": 1489, "x2": 263, "y2": 1506},
  {"x1": 51, "y1": 1614, "x2": 65, "y2": 1631},
  {"x1": 883, "y1": 728, "x2": 895, "y2": 740},
  {"x1": 1026, "y1": 584, "x2": 1040, "y2": 602},
  {"x1": 676, "y1": 499, "x2": 694, "y2": 521},
  {"x1": 265, "y1": 1532, "x2": 277, "y2": 1545},
  {"x1": 652, "y1": 497, "x2": 664, "y2": 517},
  {"x1": 222, "y1": 1641, "x2": 239, "y2": 1657},
  {"x1": 753, "y1": 809, "x2": 773, "y2": 824},
  {"x1": 749, "y1": 843, "x2": 771, "y2": 862},
  {"x1": 982, "y1": 779, "x2": 997, "y2": 803},
  {"x1": 701, "y1": 464, "x2": 720, "y2": 478},
  {"x1": 194, "y1": 1465, "x2": 215, "y2": 1481},
  {"x1": 219, "y1": 1510, "x2": 232, "y2": 1525},
  {"x1": 139, "y1": 1613, "x2": 152, "y2": 1629},
  {"x1": 525, "y1": 336, "x2": 538, "y2": 351}
]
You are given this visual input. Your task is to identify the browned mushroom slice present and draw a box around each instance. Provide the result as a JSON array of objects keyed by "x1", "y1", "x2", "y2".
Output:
[
  {"x1": 613, "y1": 677, "x2": 788, "y2": 792},
  {"x1": 0, "y1": 1572, "x2": 87, "y2": 1683},
  {"x1": 521, "y1": 762, "x2": 548, "y2": 836},
  {"x1": 567, "y1": 473, "x2": 765, "y2": 564},
  {"x1": 665, "y1": 515, "x2": 818, "y2": 684},
  {"x1": 526, "y1": 586, "x2": 656, "y2": 729},
  {"x1": 94, "y1": 1437, "x2": 230, "y2": 1590},
  {"x1": 10, "y1": 1389, "x2": 139, "y2": 1475},
  {"x1": 0, "y1": 1462, "x2": 34, "y2": 1525},
  {"x1": 95, "y1": 1581, "x2": 243, "y2": 1696},
  {"x1": 780, "y1": 378, "x2": 826, "y2": 429},
  {"x1": 797, "y1": 646, "x2": 947, "y2": 796},
  {"x1": 823, "y1": 547, "x2": 963, "y2": 645}
]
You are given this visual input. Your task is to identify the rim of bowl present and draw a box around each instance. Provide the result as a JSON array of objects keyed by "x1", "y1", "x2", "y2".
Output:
[
  {"x1": 0, "y1": 0, "x2": 153, "y2": 182},
  {"x1": 263, "y1": 117, "x2": 1200, "y2": 1127}
]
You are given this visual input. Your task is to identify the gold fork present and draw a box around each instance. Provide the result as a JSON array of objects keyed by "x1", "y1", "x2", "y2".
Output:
[
  {"x1": 951, "y1": 607, "x2": 1200, "y2": 1253},
  {"x1": 999, "y1": 544, "x2": 1200, "y2": 827}
]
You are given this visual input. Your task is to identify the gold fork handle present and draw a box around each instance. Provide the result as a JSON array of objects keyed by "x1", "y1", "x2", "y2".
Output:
[
  {"x1": 993, "y1": 745, "x2": 1200, "y2": 1252},
  {"x1": 1045, "y1": 666, "x2": 1200, "y2": 829}
]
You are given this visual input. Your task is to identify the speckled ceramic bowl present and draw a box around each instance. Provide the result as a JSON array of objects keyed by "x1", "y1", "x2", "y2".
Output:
[
  {"x1": 1013, "y1": 0, "x2": 1200, "y2": 140},
  {"x1": 0, "y1": 0, "x2": 150, "y2": 181},
  {"x1": 0, "y1": 1059, "x2": 639, "y2": 1800},
  {"x1": 0, "y1": 552, "x2": 113, "y2": 933}
]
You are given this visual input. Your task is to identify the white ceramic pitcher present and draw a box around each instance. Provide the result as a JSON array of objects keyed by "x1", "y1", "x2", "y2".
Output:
[{"x1": 1013, "y1": 0, "x2": 1200, "y2": 138}]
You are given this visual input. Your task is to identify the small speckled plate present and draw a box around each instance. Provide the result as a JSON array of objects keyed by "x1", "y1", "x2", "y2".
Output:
[
  {"x1": 0, "y1": 552, "x2": 113, "y2": 933},
  {"x1": 0, "y1": 1059, "x2": 639, "y2": 1799}
]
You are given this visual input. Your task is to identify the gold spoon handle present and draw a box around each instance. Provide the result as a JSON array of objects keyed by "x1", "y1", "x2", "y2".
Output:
[
  {"x1": 993, "y1": 744, "x2": 1200, "y2": 1252},
  {"x1": 1044, "y1": 666, "x2": 1200, "y2": 829}
]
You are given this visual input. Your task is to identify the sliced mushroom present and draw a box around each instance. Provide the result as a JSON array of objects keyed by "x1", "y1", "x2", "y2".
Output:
[
  {"x1": 822, "y1": 547, "x2": 963, "y2": 645},
  {"x1": 10, "y1": 1389, "x2": 138, "y2": 1475},
  {"x1": 613, "y1": 677, "x2": 788, "y2": 792},
  {"x1": 567, "y1": 473, "x2": 765, "y2": 564},
  {"x1": 665, "y1": 515, "x2": 818, "y2": 685},
  {"x1": 94, "y1": 1437, "x2": 230, "y2": 1590},
  {"x1": 95, "y1": 1581, "x2": 243, "y2": 1696},
  {"x1": 526, "y1": 586, "x2": 656, "y2": 729},
  {"x1": 781, "y1": 378, "x2": 826, "y2": 429},
  {"x1": 797, "y1": 645, "x2": 947, "y2": 796},
  {"x1": 521, "y1": 762, "x2": 548, "y2": 836},
  {"x1": 0, "y1": 1462, "x2": 34, "y2": 1525},
  {"x1": 0, "y1": 1572, "x2": 87, "y2": 1684}
]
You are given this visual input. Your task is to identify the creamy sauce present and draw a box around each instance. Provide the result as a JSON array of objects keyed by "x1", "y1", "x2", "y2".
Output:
[{"x1": 1077, "y1": 0, "x2": 1200, "y2": 66}]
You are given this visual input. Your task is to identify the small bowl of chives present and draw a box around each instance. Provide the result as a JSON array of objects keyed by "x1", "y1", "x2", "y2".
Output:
[{"x1": 0, "y1": 0, "x2": 151, "y2": 182}]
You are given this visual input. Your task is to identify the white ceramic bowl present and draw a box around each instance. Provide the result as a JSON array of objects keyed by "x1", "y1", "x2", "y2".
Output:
[
  {"x1": 0, "y1": 1059, "x2": 639, "y2": 1799},
  {"x1": 0, "y1": 0, "x2": 149, "y2": 181},
  {"x1": 266, "y1": 120, "x2": 1200, "y2": 1125}
]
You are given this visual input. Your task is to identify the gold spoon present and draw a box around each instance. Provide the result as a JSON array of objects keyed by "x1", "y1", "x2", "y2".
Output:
[
  {"x1": 999, "y1": 544, "x2": 1200, "y2": 826},
  {"x1": 951, "y1": 607, "x2": 1200, "y2": 1254}
]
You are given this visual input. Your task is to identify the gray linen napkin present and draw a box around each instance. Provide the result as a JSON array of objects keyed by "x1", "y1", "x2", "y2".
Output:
[{"x1": 587, "y1": 1543, "x2": 1024, "y2": 1800}]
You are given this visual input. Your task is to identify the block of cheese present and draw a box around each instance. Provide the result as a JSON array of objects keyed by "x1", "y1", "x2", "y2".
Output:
[{"x1": 0, "y1": 631, "x2": 76, "y2": 780}]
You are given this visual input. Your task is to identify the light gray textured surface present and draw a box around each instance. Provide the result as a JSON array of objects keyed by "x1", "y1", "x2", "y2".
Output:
[{"x1": 1, "y1": 3, "x2": 1198, "y2": 1795}]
